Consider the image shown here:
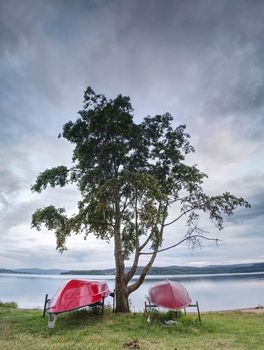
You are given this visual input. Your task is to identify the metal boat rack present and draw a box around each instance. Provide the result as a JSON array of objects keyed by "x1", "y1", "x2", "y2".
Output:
[
  {"x1": 144, "y1": 298, "x2": 201, "y2": 323},
  {"x1": 43, "y1": 293, "x2": 106, "y2": 328}
]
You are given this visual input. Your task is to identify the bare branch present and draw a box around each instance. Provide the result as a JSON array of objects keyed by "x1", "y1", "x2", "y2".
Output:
[
  {"x1": 140, "y1": 234, "x2": 222, "y2": 255},
  {"x1": 164, "y1": 207, "x2": 196, "y2": 227},
  {"x1": 168, "y1": 195, "x2": 190, "y2": 205},
  {"x1": 138, "y1": 230, "x2": 153, "y2": 251}
]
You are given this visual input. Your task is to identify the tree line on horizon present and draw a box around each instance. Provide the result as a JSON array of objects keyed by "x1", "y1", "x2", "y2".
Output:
[{"x1": 2, "y1": 262, "x2": 264, "y2": 276}]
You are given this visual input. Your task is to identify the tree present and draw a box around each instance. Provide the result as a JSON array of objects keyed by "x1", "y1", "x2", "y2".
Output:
[{"x1": 31, "y1": 87, "x2": 250, "y2": 312}]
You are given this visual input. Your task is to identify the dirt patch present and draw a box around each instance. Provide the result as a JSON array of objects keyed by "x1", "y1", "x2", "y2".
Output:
[{"x1": 124, "y1": 339, "x2": 140, "y2": 349}]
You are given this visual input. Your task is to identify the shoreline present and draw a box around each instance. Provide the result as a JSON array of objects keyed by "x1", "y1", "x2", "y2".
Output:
[
  {"x1": 201, "y1": 305, "x2": 264, "y2": 314},
  {"x1": 13, "y1": 305, "x2": 264, "y2": 314}
]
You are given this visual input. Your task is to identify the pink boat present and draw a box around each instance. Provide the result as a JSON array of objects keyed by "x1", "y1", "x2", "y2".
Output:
[{"x1": 148, "y1": 280, "x2": 191, "y2": 309}]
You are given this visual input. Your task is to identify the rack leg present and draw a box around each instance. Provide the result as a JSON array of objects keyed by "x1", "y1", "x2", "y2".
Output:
[
  {"x1": 48, "y1": 313, "x2": 57, "y2": 328},
  {"x1": 42, "y1": 294, "x2": 49, "y2": 318},
  {"x1": 102, "y1": 297, "x2": 105, "y2": 314},
  {"x1": 144, "y1": 301, "x2": 148, "y2": 320},
  {"x1": 196, "y1": 301, "x2": 201, "y2": 323},
  {"x1": 112, "y1": 289, "x2": 116, "y2": 313}
]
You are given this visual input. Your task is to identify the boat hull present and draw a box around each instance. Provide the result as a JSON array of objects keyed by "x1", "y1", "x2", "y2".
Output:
[
  {"x1": 47, "y1": 279, "x2": 109, "y2": 314},
  {"x1": 148, "y1": 280, "x2": 191, "y2": 309}
]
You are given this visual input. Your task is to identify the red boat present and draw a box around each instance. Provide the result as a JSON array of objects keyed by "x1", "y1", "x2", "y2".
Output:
[
  {"x1": 44, "y1": 279, "x2": 109, "y2": 327},
  {"x1": 46, "y1": 279, "x2": 109, "y2": 314},
  {"x1": 148, "y1": 280, "x2": 191, "y2": 309}
]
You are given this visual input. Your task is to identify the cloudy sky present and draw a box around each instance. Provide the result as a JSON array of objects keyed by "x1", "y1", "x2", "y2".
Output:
[{"x1": 0, "y1": 0, "x2": 263, "y2": 270}]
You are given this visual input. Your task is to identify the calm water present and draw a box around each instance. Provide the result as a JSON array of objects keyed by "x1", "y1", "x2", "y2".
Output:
[{"x1": 0, "y1": 272, "x2": 263, "y2": 312}]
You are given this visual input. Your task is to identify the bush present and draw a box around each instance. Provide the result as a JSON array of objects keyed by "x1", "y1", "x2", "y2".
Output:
[
  {"x1": 145, "y1": 308, "x2": 183, "y2": 322},
  {"x1": 0, "y1": 301, "x2": 18, "y2": 308}
]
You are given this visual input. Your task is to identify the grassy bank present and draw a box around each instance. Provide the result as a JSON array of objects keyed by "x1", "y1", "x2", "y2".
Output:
[{"x1": 0, "y1": 303, "x2": 264, "y2": 350}]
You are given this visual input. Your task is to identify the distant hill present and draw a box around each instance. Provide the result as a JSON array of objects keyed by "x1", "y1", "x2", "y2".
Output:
[
  {"x1": 0, "y1": 268, "x2": 17, "y2": 274},
  {"x1": 61, "y1": 268, "x2": 116, "y2": 275},
  {"x1": 14, "y1": 268, "x2": 67, "y2": 274},
  {"x1": 1, "y1": 262, "x2": 264, "y2": 276},
  {"x1": 0, "y1": 268, "x2": 66, "y2": 275},
  {"x1": 61, "y1": 262, "x2": 264, "y2": 275}
]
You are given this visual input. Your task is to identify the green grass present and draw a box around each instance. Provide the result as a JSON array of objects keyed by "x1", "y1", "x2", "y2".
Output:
[{"x1": 0, "y1": 305, "x2": 264, "y2": 350}]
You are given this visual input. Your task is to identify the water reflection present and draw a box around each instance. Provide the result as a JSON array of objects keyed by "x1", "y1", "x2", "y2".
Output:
[{"x1": 0, "y1": 272, "x2": 263, "y2": 311}]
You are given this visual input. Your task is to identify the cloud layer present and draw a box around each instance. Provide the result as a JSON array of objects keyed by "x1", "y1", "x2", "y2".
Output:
[{"x1": 0, "y1": 0, "x2": 263, "y2": 269}]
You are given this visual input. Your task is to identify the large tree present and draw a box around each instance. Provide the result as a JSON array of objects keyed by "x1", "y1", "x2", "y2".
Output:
[{"x1": 31, "y1": 87, "x2": 250, "y2": 312}]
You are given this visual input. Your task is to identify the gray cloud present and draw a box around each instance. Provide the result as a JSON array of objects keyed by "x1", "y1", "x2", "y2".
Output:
[
  {"x1": 1, "y1": 0, "x2": 264, "y2": 147},
  {"x1": 0, "y1": 0, "x2": 263, "y2": 269},
  {"x1": 226, "y1": 196, "x2": 264, "y2": 225},
  {"x1": 0, "y1": 170, "x2": 21, "y2": 195}
]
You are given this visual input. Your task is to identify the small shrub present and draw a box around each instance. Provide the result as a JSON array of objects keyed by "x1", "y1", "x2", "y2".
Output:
[
  {"x1": 163, "y1": 309, "x2": 183, "y2": 320},
  {"x1": 0, "y1": 301, "x2": 18, "y2": 308},
  {"x1": 145, "y1": 309, "x2": 183, "y2": 323}
]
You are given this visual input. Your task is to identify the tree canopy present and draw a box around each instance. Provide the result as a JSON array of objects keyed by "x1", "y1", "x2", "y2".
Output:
[{"x1": 31, "y1": 87, "x2": 250, "y2": 312}]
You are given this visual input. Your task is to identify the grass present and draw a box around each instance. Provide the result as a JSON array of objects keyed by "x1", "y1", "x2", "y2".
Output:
[{"x1": 0, "y1": 303, "x2": 264, "y2": 350}]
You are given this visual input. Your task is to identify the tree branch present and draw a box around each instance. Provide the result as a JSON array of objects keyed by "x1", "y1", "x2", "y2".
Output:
[
  {"x1": 127, "y1": 207, "x2": 166, "y2": 294},
  {"x1": 120, "y1": 194, "x2": 136, "y2": 217},
  {"x1": 138, "y1": 230, "x2": 153, "y2": 251},
  {"x1": 140, "y1": 234, "x2": 221, "y2": 255},
  {"x1": 138, "y1": 202, "x2": 165, "y2": 251},
  {"x1": 125, "y1": 191, "x2": 140, "y2": 282},
  {"x1": 164, "y1": 205, "x2": 204, "y2": 227},
  {"x1": 164, "y1": 207, "x2": 197, "y2": 227},
  {"x1": 90, "y1": 221, "x2": 115, "y2": 228},
  {"x1": 128, "y1": 244, "x2": 159, "y2": 295}
]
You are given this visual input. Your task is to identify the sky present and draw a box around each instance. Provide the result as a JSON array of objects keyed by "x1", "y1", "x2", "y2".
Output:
[{"x1": 0, "y1": 0, "x2": 263, "y2": 270}]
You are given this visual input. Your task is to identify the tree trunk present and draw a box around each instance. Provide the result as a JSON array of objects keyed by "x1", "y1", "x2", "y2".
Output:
[
  {"x1": 114, "y1": 201, "x2": 130, "y2": 313},
  {"x1": 114, "y1": 276, "x2": 130, "y2": 312},
  {"x1": 114, "y1": 247, "x2": 130, "y2": 312}
]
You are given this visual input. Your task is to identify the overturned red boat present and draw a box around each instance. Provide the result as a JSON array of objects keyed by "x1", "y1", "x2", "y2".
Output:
[
  {"x1": 148, "y1": 280, "x2": 191, "y2": 309},
  {"x1": 46, "y1": 279, "x2": 110, "y2": 314}
]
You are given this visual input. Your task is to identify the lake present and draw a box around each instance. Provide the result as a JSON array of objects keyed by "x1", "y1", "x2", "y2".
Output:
[{"x1": 0, "y1": 272, "x2": 263, "y2": 312}]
